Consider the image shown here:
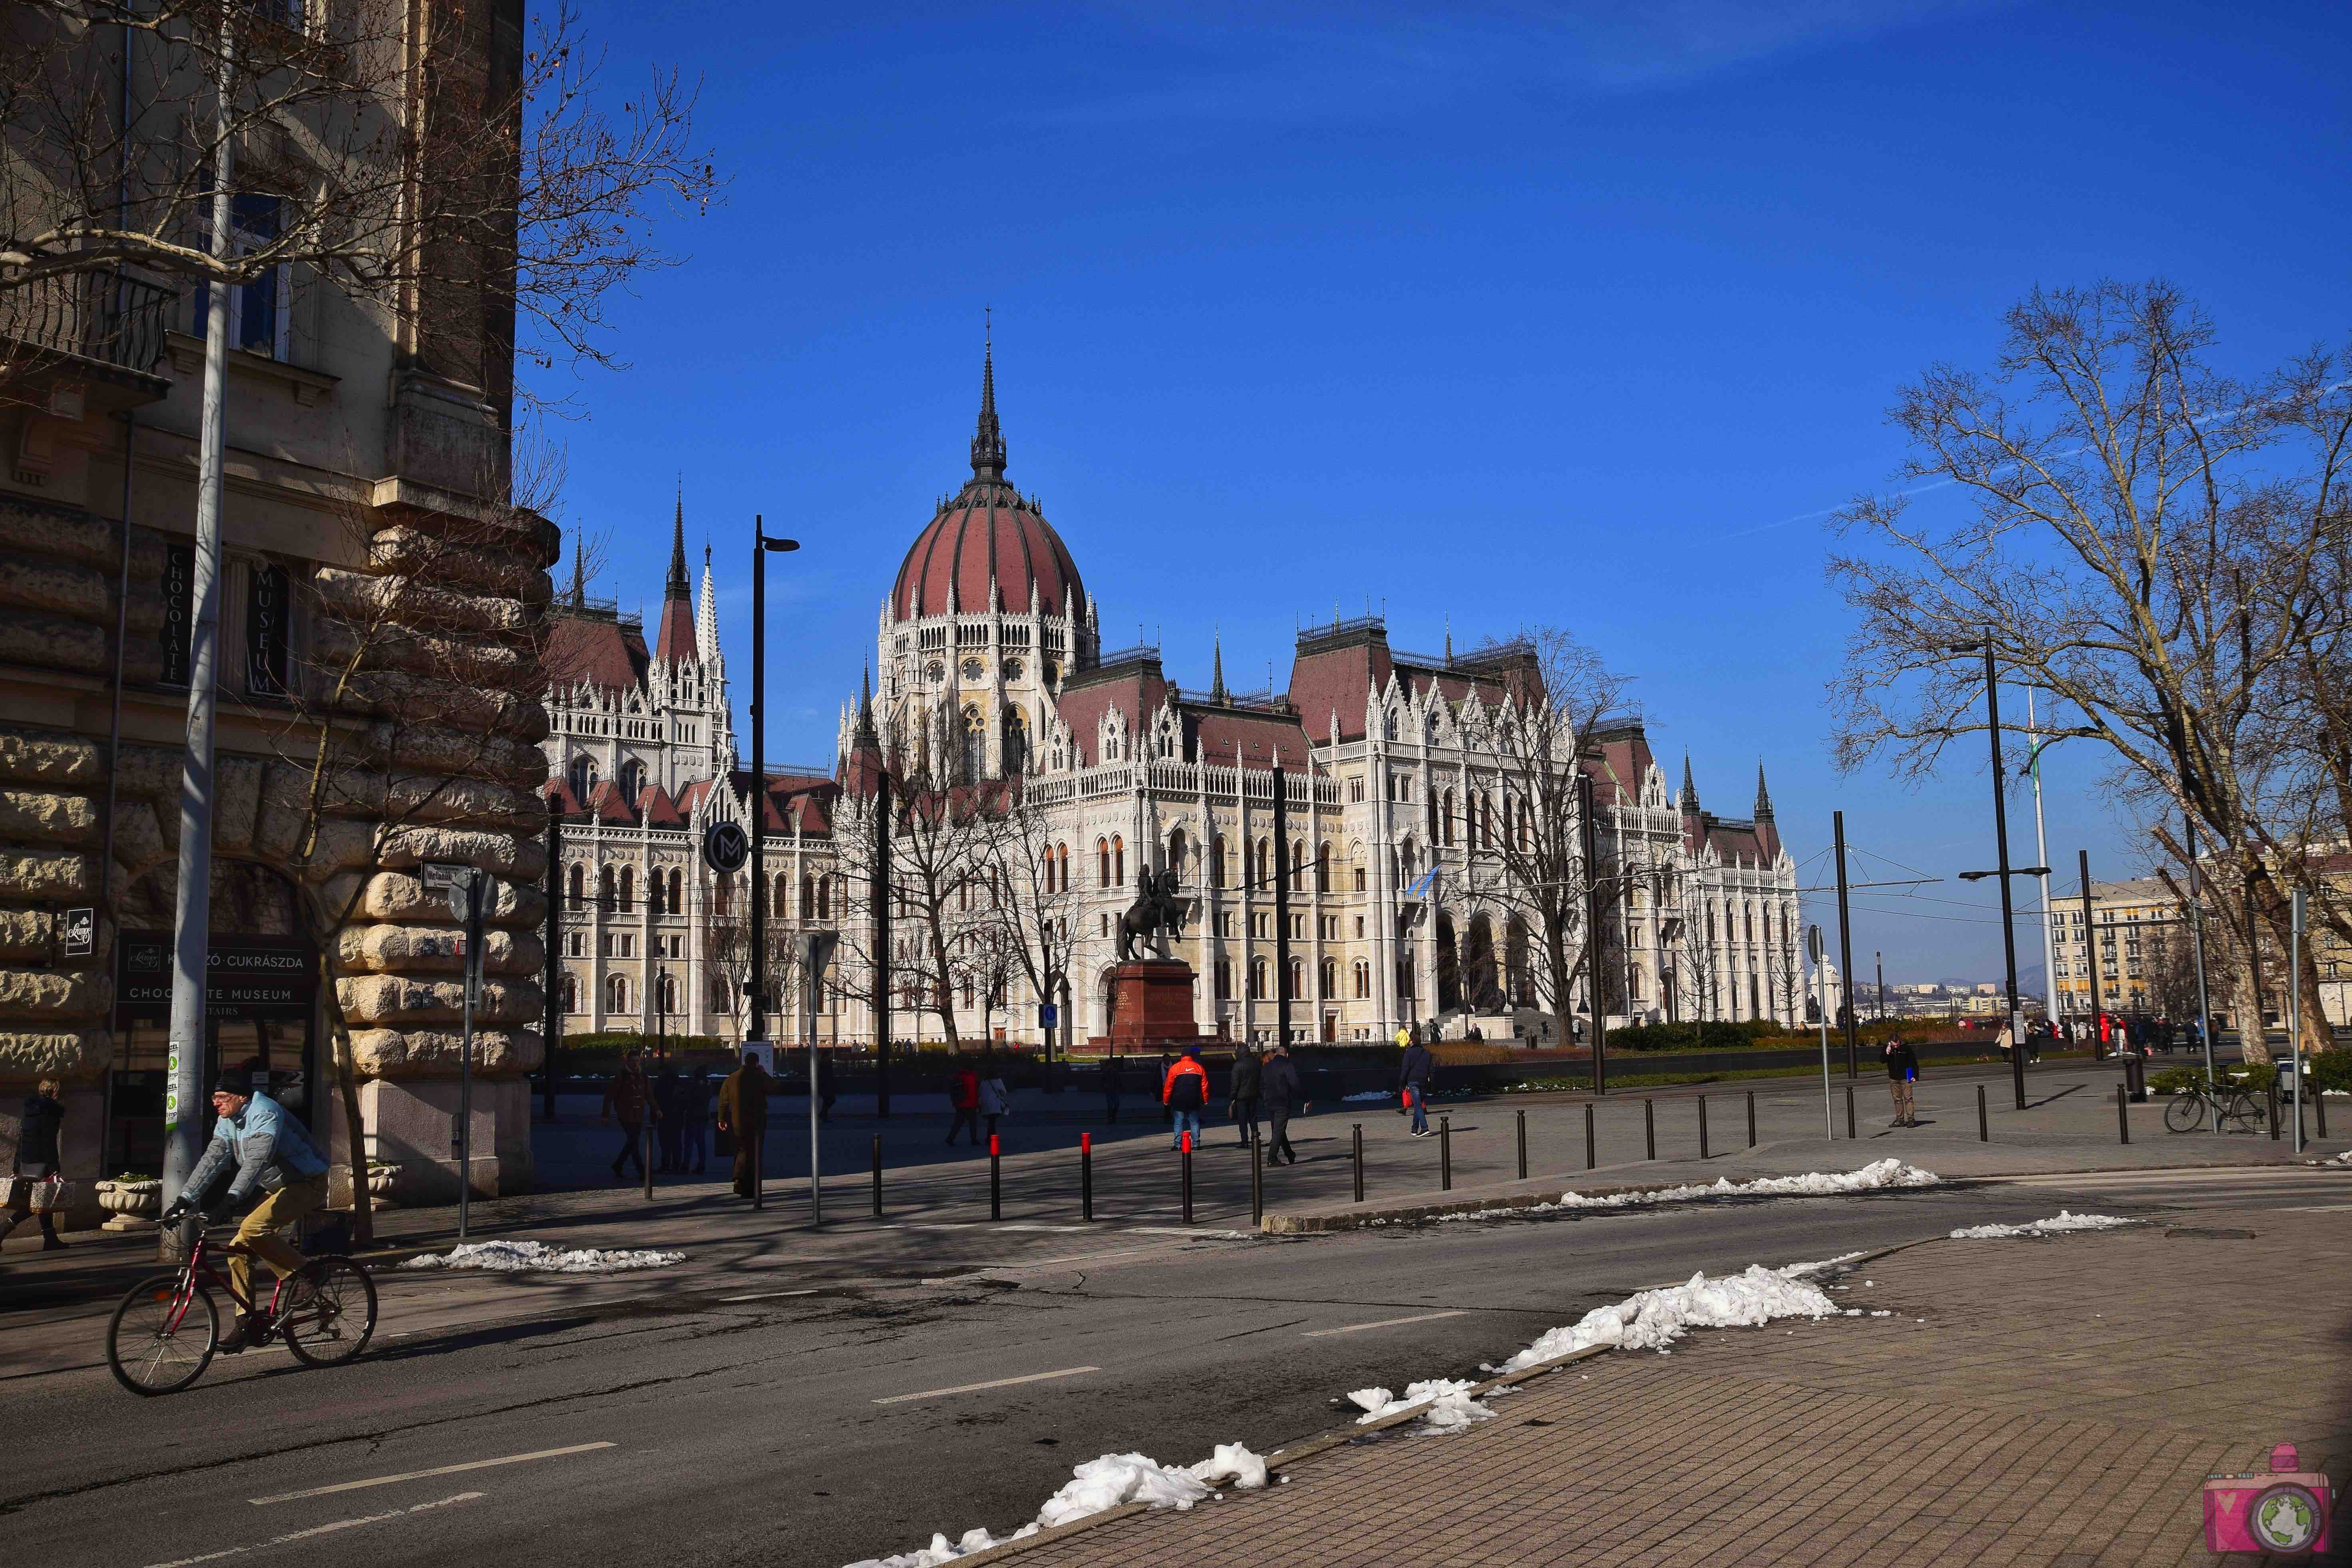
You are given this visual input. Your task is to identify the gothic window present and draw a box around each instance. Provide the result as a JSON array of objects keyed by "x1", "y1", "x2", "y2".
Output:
[
  {"x1": 1001, "y1": 657, "x2": 1023, "y2": 681},
  {"x1": 818, "y1": 876, "x2": 832, "y2": 920},
  {"x1": 1166, "y1": 828, "x2": 1186, "y2": 880},
  {"x1": 567, "y1": 756, "x2": 597, "y2": 802},
  {"x1": 1286, "y1": 840, "x2": 1303, "y2": 891},
  {"x1": 800, "y1": 874, "x2": 815, "y2": 918},
  {"x1": 650, "y1": 872, "x2": 666, "y2": 916},
  {"x1": 618, "y1": 867, "x2": 635, "y2": 912},
  {"x1": 1214, "y1": 959, "x2": 1232, "y2": 1000},
  {"x1": 925, "y1": 660, "x2": 944, "y2": 682},
  {"x1": 1002, "y1": 706, "x2": 1028, "y2": 775},
  {"x1": 1254, "y1": 838, "x2": 1270, "y2": 887},
  {"x1": 1057, "y1": 843, "x2": 1069, "y2": 889},
  {"x1": 1442, "y1": 790, "x2": 1456, "y2": 847},
  {"x1": 715, "y1": 873, "x2": 734, "y2": 915},
  {"x1": 669, "y1": 868, "x2": 683, "y2": 913},
  {"x1": 1319, "y1": 957, "x2": 1337, "y2": 998},
  {"x1": 1249, "y1": 956, "x2": 1268, "y2": 999},
  {"x1": 656, "y1": 971, "x2": 678, "y2": 1015},
  {"x1": 1040, "y1": 850, "x2": 1056, "y2": 894},
  {"x1": 1287, "y1": 957, "x2": 1304, "y2": 1000},
  {"x1": 1353, "y1": 960, "x2": 1371, "y2": 999},
  {"x1": 961, "y1": 656, "x2": 985, "y2": 681},
  {"x1": 1113, "y1": 834, "x2": 1126, "y2": 885},
  {"x1": 1211, "y1": 835, "x2": 1227, "y2": 889},
  {"x1": 961, "y1": 704, "x2": 986, "y2": 780},
  {"x1": 619, "y1": 758, "x2": 645, "y2": 804},
  {"x1": 1315, "y1": 840, "x2": 1330, "y2": 892},
  {"x1": 1097, "y1": 838, "x2": 1111, "y2": 885},
  {"x1": 561, "y1": 974, "x2": 579, "y2": 1014},
  {"x1": 568, "y1": 863, "x2": 585, "y2": 905},
  {"x1": 598, "y1": 866, "x2": 615, "y2": 911},
  {"x1": 606, "y1": 973, "x2": 630, "y2": 1013}
]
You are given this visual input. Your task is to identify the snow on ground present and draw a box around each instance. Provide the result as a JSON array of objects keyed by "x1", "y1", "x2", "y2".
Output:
[
  {"x1": 1341, "y1": 1090, "x2": 1396, "y2": 1102},
  {"x1": 1347, "y1": 1378, "x2": 1509, "y2": 1432},
  {"x1": 840, "y1": 1446, "x2": 1270, "y2": 1567},
  {"x1": 400, "y1": 1240, "x2": 687, "y2": 1274},
  {"x1": 1439, "y1": 1158, "x2": 1939, "y2": 1223},
  {"x1": 1491, "y1": 1265, "x2": 1844, "y2": 1371},
  {"x1": 1774, "y1": 1249, "x2": 1874, "y2": 1278},
  {"x1": 1946, "y1": 1211, "x2": 2136, "y2": 1240}
]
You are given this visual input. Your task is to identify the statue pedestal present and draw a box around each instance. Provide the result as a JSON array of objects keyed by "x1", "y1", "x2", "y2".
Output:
[{"x1": 1097, "y1": 959, "x2": 1199, "y2": 1054}]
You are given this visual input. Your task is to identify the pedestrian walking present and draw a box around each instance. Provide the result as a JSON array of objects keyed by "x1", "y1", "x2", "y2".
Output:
[
  {"x1": 1260, "y1": 1045, "x2": 1303, "y2": 1164},
  {"x1": 681, "y1": 1069, "x2": 713, "y2": 1175},
  {"x1": 1162, "y1": 1045, "x2": 1209, "y2": 1150},
  {"x1": 1102, "y1": 1054, "x2": 1124, "y2": 1123},
  {"x1": 0, "y1": 1078, "x2": 69, "y2": 1252},
  {"x1": 1228, "y1": 1042, "x2": 1262, "y2": 1147},
  {"x1": 945, "y1": 1057, "x2": 983, "y2": 1146},
  {"x1": 1882, "y1": 1034, "x2": 1920, "y2": 1126},
  {"x1": 1400, "y1": 1033, "x2": 1435, "y2": 1136},
  {"x1": 978, "y1": 1058, "x2": 1011, "y2": 1141},
  {"x1": 601, "y1": 1050, "x2": 657, "y2": 1182},
  {"x1": 653, "y1": 1062, "x2": 685, "y2": 1174},
  {"x1": 716, "y1": 1051, "x2": 771, "y2": 1199},
  {"x1": 817, "y1": 1053, "x2": 839, "y2": 1121}
]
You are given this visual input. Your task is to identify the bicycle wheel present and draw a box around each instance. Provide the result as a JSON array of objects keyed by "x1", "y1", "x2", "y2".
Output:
[
  {"x1": 108, "y1": 1274, "x2": 217, "y2": 1396},
  {"x1": 2221, "y1": 1095, "x2": 2266, "y2": 1134},
  {"x1": 280, "y1": 1256, "x2": 378, "y2": 1367},
  {"x1": 2164, "y1": 1093, "x2": 2207, "y2": 1133}
]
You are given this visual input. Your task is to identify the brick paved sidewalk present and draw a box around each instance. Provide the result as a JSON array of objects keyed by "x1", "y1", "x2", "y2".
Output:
[{"x1": 992, "y1": 1211, "x2": 2352, "y2": 1567}]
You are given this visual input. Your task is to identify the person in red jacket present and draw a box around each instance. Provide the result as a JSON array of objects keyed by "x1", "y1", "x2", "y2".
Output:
[
  {"x1": 946, "y1": 1058, "x2": 983, "y2": 1146},
  {"x1": 1162, "y1": 1046, "x2": 1210, "y2": 1150}
]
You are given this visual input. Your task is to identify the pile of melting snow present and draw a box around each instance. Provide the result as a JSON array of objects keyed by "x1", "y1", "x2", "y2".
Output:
[
  {"x1": 1947, "y1": 1211, "x2": 2135, "y2": 1240},
  {"x1": 400, "y1": 1240, "x2": 686, "y2": 1274},
  {"x1": 1446, "y1": 1158, "x2": 1939, "y2": 1222}
]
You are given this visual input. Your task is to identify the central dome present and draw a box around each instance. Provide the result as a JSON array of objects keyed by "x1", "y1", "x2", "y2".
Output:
[{"x1": 889, "y1": 350, "x2": 1086, "y2": 622}]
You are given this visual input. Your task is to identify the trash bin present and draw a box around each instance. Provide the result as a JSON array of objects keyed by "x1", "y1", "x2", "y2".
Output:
[{"x1": 2123, "y1": 1053, "x2": 2148, "y2": 1103}]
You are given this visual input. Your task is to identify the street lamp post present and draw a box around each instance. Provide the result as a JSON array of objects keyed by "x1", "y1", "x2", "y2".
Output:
[
  {"x1": 1947, "y1": 636, "x2": 2037, "y2": 1110},
  {"x1": 2183, "y1": 815, "x2": 2218, "y2": 1112},
  {"x1": 747, "y1": 519, "x2": 800, "y2": 1047},
  {"x1": 1833, "y1": 810, "x2": 1858, "y2": 1078}
]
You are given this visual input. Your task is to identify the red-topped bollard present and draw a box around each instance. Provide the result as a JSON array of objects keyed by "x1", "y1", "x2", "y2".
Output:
[
  {"x1": 989, "y1": 1133, "x2": 1001, "y2": 1221},
  {"x1": 1181, "y1": 1129, "x2": 1194, "y2": 1225},
  {"x1": 1080, "y1": 1132, "x2": 1093, "y2": 1222}
]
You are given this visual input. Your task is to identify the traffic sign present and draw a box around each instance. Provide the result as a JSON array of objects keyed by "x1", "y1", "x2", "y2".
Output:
[
  {"x1": 1039, "y1": 1003, "x2": 1058, "y2": 1028},
  {"x1": 703, "y1": 818, "x2": 749, "y2": 875}
]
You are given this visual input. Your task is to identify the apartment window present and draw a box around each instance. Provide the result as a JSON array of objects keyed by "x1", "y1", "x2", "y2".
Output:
[
  {"x1": 244, "y1": 562, "x2": 289, "y2": 697},
  {"x1": 605, "y1": 974, "x2": 629, "y2": 1013},
  {"x1": 197, "y1": 194, "x2": 293, "y2": 360}
]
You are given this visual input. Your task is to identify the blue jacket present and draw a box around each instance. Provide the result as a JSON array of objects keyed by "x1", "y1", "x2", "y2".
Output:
[{"x1": 185, "y1": 1089, "x2": 330, "y2": 1203}]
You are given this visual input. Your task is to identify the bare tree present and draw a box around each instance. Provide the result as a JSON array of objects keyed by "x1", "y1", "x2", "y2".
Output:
[
  {"x1": 973, "y1": 780, "x2": 1081, "y2": 1054},
  {"x1": 1676, "y1": 893, "x2": 1725, "y2": 1025},
  {"x1": 3, "y1": 0, "x2": 717, "y2": 398},
  {"x1": 1828, "y1": 281, "x2": 2352, "y2": 1058},
  {"x1": 1452, "y1": 627, "x2": 1636, "y2": 1046}
]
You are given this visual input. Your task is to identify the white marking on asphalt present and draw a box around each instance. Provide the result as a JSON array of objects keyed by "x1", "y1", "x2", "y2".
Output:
[
  {"x1": 873, "y1": 1365, "x2": 1100, "y2": 1404},
  {"x1": 143, "y1": 1492, "x2": 485, "y2": 1566},
  {"x1": 718, "y1": 1288, "x2": 819, "y2": 1301},
  {"x1": 248, "y1": 1443, "x2": 615, "y2": 1505},
  {"x1": 1301, "y1": 1310, "x2": 1469, "y2": 1337},
  {"x1": 2004, "y1": 1168, "x2": 2322, "y2": 1187},
  {"x1": 2278, "y1": 1204, "x2": 2352, "y2": 1212}
]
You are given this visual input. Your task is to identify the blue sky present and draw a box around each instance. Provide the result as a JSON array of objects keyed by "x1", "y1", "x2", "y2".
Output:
[{"x1": 542, "y1": 0, "x2": 2352, "y2": 987}]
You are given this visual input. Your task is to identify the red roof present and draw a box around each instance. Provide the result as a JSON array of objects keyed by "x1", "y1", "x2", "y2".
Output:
[
  {"x1": 546, "y1": 612, "x2": 649, "y2": 694},
  {"x1": 653, "y1": 593, "x2": 696, "y2": 664},
  {"x1": 892, "y1": 478, "x2": 1084, "y2": 621}
]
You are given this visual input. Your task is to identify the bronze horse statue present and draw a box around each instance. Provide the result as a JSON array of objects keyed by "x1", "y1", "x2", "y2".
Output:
[{"x1": 1118, "y1": 867, "x2": 1187, "y2": 961}]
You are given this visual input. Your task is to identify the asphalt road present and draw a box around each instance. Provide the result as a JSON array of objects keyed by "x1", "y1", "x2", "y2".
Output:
[{"x1": 6, "y1": 1160, "x2": 2347, "y2": 1568}]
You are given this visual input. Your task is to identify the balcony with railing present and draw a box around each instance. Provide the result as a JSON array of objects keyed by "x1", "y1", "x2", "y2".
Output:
[{"x1": 1, "y1": 271, "x2": 176, "y2": 389}]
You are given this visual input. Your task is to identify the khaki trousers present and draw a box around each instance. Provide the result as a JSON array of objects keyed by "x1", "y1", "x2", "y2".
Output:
[{"x1": 230, "y1": 1174, "x2": 328, "y2": 1309}]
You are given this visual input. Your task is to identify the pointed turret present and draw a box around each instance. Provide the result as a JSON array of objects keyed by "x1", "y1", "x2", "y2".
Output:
[
  {"x1": 568, "y1": 541, "x2": 585, "y2": 609},
  {"x1": 1753, "y1": 761, "x2": 1774, "y2": 821},
  {"x1": 654, "y1": 488, "x2": 697, "y2": 663},
  {"x1": 970, "y1": 324, "x2": 1007, "y2": 482},
  {"x1": 1210, "y1": 628, "x2": 1228, "y2": 703},
  {"x1": 1753, "y1": 760, "x2": 1779, "y2": 856},
  {"x1": 1680, "y1": 753, "x2": 1700, "y2": 814},
  {"x1": 694, "y1": 540, "x2": 723, "y2": 671}
]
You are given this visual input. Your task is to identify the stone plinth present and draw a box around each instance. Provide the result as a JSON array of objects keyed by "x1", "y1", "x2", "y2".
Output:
[{"x1": 1100, "y1": 960, "x2": 1199, "y2": 1053}]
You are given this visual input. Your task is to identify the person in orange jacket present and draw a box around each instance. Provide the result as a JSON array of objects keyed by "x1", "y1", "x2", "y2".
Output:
[{"x1": 1162, "y1": 1045, "x2": 1210, "y2": 1150}]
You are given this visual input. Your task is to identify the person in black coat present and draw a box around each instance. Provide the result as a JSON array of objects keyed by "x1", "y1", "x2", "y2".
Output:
[
  {"x1": 1881, "y1": 1035, "x2": 1920, "y2": 1127},
  {"x1": 1228, "y1": 1044, "x2": 1262, "y2": 1147},
  {"x1": 653, "y1": 1064, "x2": 686, "y2": 1173},
  {"x1": 1260, "y1": 1047, "x2": 1303, "y2": 1164},
  {"x1": 1399, "y1": 1039, "x2": 1436, "y2": 1136},
  {"x1": 1102, "y1": 1055, "x2": 1124, "y2": 1124},
  {"x1": 2, "y1": 1079, "x2": 68, "y2": 1251}
]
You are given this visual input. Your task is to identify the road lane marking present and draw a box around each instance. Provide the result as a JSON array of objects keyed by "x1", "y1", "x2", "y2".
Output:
[
  {"x1": 145, "y1": 1493, "x2": 485, "y2": 1566},
  {"x1": 718, "y1": 1288, "x2": 819, "y2": 1301},
  {"x1": 873, "y1": 1365, "x2": 1100, "y2": 1404},
  {"x1": 248, "y1": 1443, "x2": 615, "y2": 1505},
  {"x1": 2278, "y1": 1204, "x2": 2352, "y2": 1212},
  {"x1": 2004, "y1": 1168, "x2": 2323, "y2": 1186},
  {"x1": 1301, "y1": 1310, "x2": 1468, "y2": 1338}
]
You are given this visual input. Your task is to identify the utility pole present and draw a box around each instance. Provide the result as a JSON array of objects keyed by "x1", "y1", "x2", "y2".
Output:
[
  {"x1": 161, "y1": 36, "x2": 238, "y2": 1231},
  {"x1": 2245, "y1": 883, "x2": 2266, "y2": 1059},
  {"x1": 1833, "y1": 810, "x2": 1858, "y2": 1077},
  {"x1": 747, "y1": 519, "x2": 799, "y2": 1045},
  {"x1": 2078, "y1": 852, "x2": 2102, "y2": 1059},
  {"x1": 2026, "y1": 691, "x2": 2060, "y2": 1034},
  {"x1": 1875, "y1": 951, "x2": 1884, "y2": 1023},
  {"x1": 1274, "y1": 764, "x2": 1290, "y2": 1051},
  {"x1": 2289, "y1": 889, "x2": 2306, "y2": 1155},
  {"x1": 2184, "y1": 815, "x2": 2217, "y2": 1112},
  {"x1": 872, "y1": 768, "x2": 891, "y2": 1118}
]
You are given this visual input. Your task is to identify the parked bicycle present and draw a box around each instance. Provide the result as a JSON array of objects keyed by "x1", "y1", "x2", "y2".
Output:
[
  {"x1": 2162, "y1": 1074, "x2": 2268, "y2": 1135},
  {"x1": 105, "y1": 1216, "x2": 376, "y2": 1395}
]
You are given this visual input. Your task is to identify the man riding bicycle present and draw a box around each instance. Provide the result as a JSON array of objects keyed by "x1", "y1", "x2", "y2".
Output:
[{"x1": 160, "y1": 1069, "x2": 331, "y2": 1352}]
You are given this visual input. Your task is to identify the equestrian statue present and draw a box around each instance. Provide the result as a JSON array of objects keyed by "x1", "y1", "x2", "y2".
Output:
[{"x1": 1117, "y1": 867, "x2": 1188, "y2": 961}]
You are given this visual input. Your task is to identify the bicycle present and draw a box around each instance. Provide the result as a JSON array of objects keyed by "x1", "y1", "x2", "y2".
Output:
[
  {"x1": 106, "y1": 1216, "x2": 377, "y2": 1396},
  {"x1": 2162, "y1": 1075, "x2": 2268, "y2": 1135}
]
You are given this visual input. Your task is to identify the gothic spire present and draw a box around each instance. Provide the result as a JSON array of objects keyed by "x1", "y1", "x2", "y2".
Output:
[
  {"x1": 1753, "y1": 760, "x2": 1775, "y2": 821},
  {"x1": 855, "y1": 665, "x2": 878, "y2": 744},
  {"x1": 1210, "y1": 627, "x2": 1227, "y2": 703},
  {"x1": 970, "y1": 312, "x2": 1007, "y2": 482},
  {"x1": 568, "y1": 541, "x2": 585, "y2": 609},
  {"x1": 1680, "y1": 753, "x2": 1699, "y2": 814},
  {"x1": 665, "y1": 483, "x2": 689, "y2": 601}
]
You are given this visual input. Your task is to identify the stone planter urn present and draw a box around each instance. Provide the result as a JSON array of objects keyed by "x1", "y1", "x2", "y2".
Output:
[
  {"x1": 366, "y1": 1164, "x2": 400, "y2": 1207},
  {"x1": 97, "y1": 1178, "x2": 161, "y2": 1232}
]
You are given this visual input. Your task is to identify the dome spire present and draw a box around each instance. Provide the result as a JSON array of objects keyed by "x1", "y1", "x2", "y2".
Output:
[
  {"x1": 665, "y1": 479, "x2": 689, "y2": 601},
  {"x1": 1680, "y1": 752, "x2": 1699, "y2": 814},
  {"x1": 1210, "y1": 626, "x2": 1227, "y2": 703},
  {"x1": 971, "y1": 309, "x2": 1007, "y2": 481}
]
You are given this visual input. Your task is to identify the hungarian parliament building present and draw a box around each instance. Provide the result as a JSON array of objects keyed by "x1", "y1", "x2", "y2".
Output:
[{"x1": 541, "y1": 358, "x2": 1807, "y2": 1049}]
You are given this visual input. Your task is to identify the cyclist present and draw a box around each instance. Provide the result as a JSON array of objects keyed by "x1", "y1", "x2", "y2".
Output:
[{"x1": 160, "y1": 1069, "x2": 331, "y2": 1352}]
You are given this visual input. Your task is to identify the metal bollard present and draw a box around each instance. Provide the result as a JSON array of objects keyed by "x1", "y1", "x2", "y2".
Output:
[
  {"x1": 1845, "y1": 1085, "x2": 1855, "y2": 1140},
  {"x1": 1182, "y1": 1130, "x2": 1195, "y2": 1224},
  {"x1": 871, "y1": 1134, "x2": 883, "y2": 1219},
  {"x1": 643, "y1": 1119, "x2": 654, "y2": 1202},
  {"x1": 1699, "y1": 1095, "x2": 1710, "y2": 1160},
  {"x1": 1352, "y1": 1122, "x2": 1365, "y2": 1204},
  {"x1": 2316, "y1": 1083, "x2": 2329, "y2": 1140},
  {"x1": 1977, "y1": 1083, "x2": 1988, "y2": 1142},
  {"x1": 2269, "y1": 1082, "x2": 2280, "y2": 1140},
  {"x1": 990, "y1": 1133, "x2": 1002, "y2": 1221},
  {"x1": 1251, "y1": 1134, "x2": 1264, "y2": 1226},
  {"x1": 1081, "y1": 1133, "x2": 1094, "y2": 1222},
  {"x1": 751, "y1": 1129, "x2": 763, "y2": 1211},
  {"x1": 1440, "y1": 1117, "x2": 1452, "y2": 1191},
  {"x1": 1746, "y1": 1090, "x2": 1757, "y2": 1148},
  {"x1": 1515, "y1": 1108, "x2": 1528, "y2": 1181},
  {"x1": 1644, "y1": 1098, "x2": 1656, "y2": 1160},
  {"x1": 2116, "y1": 1082, "x2": 2129, "y2": 1144},
  {"x1": 1585, "y1": 1102, "x2": 1596, "y2": 1170}
]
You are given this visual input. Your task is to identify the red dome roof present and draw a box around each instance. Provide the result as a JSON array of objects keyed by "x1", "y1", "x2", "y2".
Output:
[
  {"x1": 892, "y1": 479, "x2": 1085, "y2": 621},
  {"x1": 889, "y1": 344, "x2": 1085, "y2": 622}
]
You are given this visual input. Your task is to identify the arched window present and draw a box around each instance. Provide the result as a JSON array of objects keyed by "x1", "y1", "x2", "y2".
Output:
[
  {"x1": 1098, "y1": 837, "x2": 1111, "y2": 885},
  {"x1": 619, "y1": 758, "x2": 645, "y2": 804},
  {"x1": 1353, "y1": 855, "x2": 1367, "y2": 893},
  {"x1": 618, "y1": 867, "x2": 634, "y2": 912},
  {"x1": 1315, "y1": 841, "x2": 1331, "y2": 892},
  {"x1": 567, "y1": 755, "x2": 597, "y2": 802},
  {"x1": 960, "y1": 977, "x2": 975, "y2": 1010},
  {"x1": 1166, "y1": 828, "x2": 1186, "y2": 881},
  {"x1": 1057, "y1": 843, "x2": 1069, "y2": 890},
  {"x1": 1289, "y1": 840, "x2": 1305, "y2": 892},
  {"x1": 1353, "y1": 959, "x2": 1371, "y2": 998},
  {"x1": 818, "y1": 876, "x2": 832, "y2": 920},
  {"x1": 1112, "y1": 834, "x2": 1125, "y2": 885},
  {"x1": 1040, "y1": 850, "x2": 1056, "y2": 895},
  {"x1": 1211, "y1": 835, "x2": 1227, "y2": 889},
  {"x1": 1319, "y1": 956, "x2": 1337, "y2": 997},
  {"x1": 649, "y1": 871, "x2": 666, "y2": 916},
  {"x1": 561, "y1": 973, "x2": 579, "y2": 1014},
  {"x1": 1743, "y1": 902, "x2": 1755, "y2": 942},
  {"x1": 1001, "y1": 707, "x2": 1028, "y2": 775},
  {"x1": 568, "y1": 863, "x2": 585, "y2": 905},
  {"x1": 656, "y1": 971, "x2": 678, "y2": 1015},
  {"x1": 1254, "y1": 838, "x2": 1269, "y2": 887},
  {"x1": 668, "y1": 868, "x2": 683, "y2": 913},
  {"x1": 961, "y1": 704, "x2": 986, "y2": 781},
  {"x1": 598, "y1": 866, "x2": 615, "y2": 911},
  {"x1": 1214, "y1": 958, "x2": 1232, "y2": 1000},
  {"x1": 1442, "y1": 790, "x2": 1456, "y2": 847},
  {"x1": 1287, "y1": 957, "x2": 1304, "y2": 1000},
  {"x1": 800, "y1": 874, "x2": 815, "y2": 918},
  {"x1": 1249, "y1": 956, "x2": 1268, "y2": 999},
  {"x1": 957, "y1": 878, "x2": 969, "y2": 913},
  {"x1": 605, "y1": 973, "x2": 630, "y2": 1013}
]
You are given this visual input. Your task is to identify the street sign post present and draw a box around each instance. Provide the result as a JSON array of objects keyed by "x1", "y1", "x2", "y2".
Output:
[
  {"x1": 1808, "y1": 925, "x2": 1834, "y2": 1139},
  {"x1": 702, "y1": 818, "x2": 748, "y2": 875}
]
